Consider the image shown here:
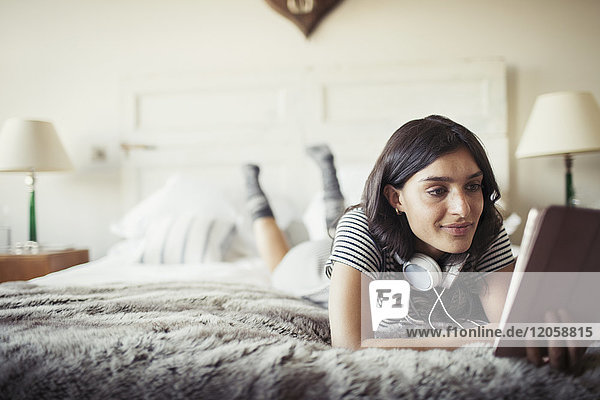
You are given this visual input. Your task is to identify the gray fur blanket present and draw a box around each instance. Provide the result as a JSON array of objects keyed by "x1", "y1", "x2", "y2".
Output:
[{"x1": 0, "y1": 281, "x2": 599, "y2": 400}]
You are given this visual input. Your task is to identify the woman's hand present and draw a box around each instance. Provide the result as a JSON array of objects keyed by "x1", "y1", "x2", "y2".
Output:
[{"x1": 525, "y1": 309, "x2": 587, "y2": 374}]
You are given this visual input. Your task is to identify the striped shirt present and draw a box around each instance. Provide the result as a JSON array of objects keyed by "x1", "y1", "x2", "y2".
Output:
[{"x1": 325, "y1": 208, "x2": 514, "y2": 279}]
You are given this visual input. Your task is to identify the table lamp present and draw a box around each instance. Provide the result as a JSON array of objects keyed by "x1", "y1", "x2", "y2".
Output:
[
  {"x1": 516, "y1": 91, "x2": 600, "y2": 206},
  {"x1": 0, "y1": 119, "x2": 74, "y2": 243}
]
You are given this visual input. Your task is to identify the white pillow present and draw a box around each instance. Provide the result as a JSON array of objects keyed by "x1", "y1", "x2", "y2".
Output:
[
  {"x1": 110, "y1": 178, "x2": 176, "y2": 239},
  {"x1": 111, "y1": 174, "x2": 236, "y2": 240},
  {"x1": 141, "y1": 214, "x2": 236, "y2": 264}
]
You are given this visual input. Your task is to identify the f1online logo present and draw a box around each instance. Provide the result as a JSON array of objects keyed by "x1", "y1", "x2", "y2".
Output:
[{"x1": 369, "y1": 280, "x2": 411, "y2": 331}]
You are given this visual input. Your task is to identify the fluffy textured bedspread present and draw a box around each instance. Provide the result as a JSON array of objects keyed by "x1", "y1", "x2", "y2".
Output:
[{"x1": 0, "y1": 281, "x2": 599, "y2": 400}]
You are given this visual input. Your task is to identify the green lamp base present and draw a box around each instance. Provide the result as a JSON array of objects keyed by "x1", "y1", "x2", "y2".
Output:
[
  {"x1": 565, "y1": 154, "x2": 576, "y2": 207},
  {"x1": 25, "y1": 171, "x2": 37, "y2": 243}
]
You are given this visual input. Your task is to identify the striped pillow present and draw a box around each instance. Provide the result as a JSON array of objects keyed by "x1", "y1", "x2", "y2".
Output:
[{"x1": 141, "y1": 214, "x2": 236, "y2": 264}]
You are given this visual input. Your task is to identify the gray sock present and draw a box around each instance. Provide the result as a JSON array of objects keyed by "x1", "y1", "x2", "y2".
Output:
[
  {"x1": 243, "y1": 164, "x2": 274, "y2": 221},
  {"x1": 306, "y1": 144, "x2": 345, "y2": 230}
]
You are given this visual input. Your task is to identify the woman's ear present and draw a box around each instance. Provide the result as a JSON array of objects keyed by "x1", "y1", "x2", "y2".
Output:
[{"x1": 383, "y1": 184, "x2": 403, "y2": 211}]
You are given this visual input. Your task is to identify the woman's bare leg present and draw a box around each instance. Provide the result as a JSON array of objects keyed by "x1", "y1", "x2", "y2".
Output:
[
  {"x1": 244, "y1": 164, "x2": 290, "y2": 272},
  {"x1": 252, "y1": 217, "x2": 289, "y2": 273}
]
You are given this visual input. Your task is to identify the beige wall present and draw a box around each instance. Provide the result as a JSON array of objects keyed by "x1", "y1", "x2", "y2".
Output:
[{"x1": 1, "y1": 0, "x2": 599, "y2": 258}]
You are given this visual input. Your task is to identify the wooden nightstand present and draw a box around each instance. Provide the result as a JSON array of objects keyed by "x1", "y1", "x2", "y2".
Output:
[{"x1": 0, "y1": 249, "x2": 89, "y2": 282}]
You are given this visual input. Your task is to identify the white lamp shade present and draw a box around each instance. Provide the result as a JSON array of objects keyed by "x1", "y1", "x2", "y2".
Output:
[
  {"x1": 0, "y1": 119, "x2": 74, "y2": 172},
  {"x1": 516, "y1": 91, "x2": 600, "y2": 159}
]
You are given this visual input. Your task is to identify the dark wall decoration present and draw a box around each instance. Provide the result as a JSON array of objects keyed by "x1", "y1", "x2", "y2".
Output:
[{"x1": 265, "y1": 0, "x2": 344, "y2": 37}]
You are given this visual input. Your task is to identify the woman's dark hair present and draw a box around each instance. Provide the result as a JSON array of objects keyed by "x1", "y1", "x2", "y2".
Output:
[{"x1": 362, "y1": 115, "x2": 503, "y2": 266}]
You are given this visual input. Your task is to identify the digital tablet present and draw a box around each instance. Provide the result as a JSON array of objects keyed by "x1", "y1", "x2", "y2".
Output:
[{"x1": 494, "y1": 205, "x2": 600, "y2": 357}]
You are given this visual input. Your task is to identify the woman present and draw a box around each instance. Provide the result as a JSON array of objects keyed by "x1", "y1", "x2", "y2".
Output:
[{"x1": 326, "y1": 115, "x2": 582, "y2": 372}]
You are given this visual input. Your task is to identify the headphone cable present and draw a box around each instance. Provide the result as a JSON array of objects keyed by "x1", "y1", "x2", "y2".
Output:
[{"x1": 429, "y1": 287, "x2": 465, "y2": 330}]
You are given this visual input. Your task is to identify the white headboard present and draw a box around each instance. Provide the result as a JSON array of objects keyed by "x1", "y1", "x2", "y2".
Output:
[{"x1": 119, "y1": 59, "x2": 508, "y2": 214}]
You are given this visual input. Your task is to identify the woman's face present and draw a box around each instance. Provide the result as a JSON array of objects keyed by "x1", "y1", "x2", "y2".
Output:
[{"x1": 388, "y1": 147, "x2": 484, "y2": 260}]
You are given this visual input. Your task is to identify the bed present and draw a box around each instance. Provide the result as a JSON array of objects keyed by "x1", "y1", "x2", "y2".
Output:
[
  {"x1": 2, "y1": 60, "x2": 599, "y2": 399},
  {"x1": 2, "y1": 272, "x2": 600, "y2": 399}
]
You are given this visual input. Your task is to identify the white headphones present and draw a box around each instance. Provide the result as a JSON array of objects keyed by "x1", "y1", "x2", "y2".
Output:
[{"x1": 393, "y1": 252, "x2": 468, "y2": 291}]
